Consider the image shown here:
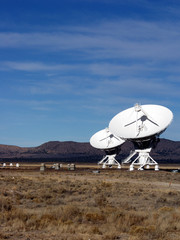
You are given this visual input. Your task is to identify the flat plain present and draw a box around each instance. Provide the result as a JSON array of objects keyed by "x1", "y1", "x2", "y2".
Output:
[{"x1": 0, "y1": 163, "x2": 180, "y2": 240}]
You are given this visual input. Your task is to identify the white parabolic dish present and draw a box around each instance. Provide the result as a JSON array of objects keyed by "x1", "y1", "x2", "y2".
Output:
[
  {"x1": 109, "y1": 104, "x2": 173, "y2": 140},
  {"x1": 90, "y1": 128, "x2": 125, "y2": 150}
]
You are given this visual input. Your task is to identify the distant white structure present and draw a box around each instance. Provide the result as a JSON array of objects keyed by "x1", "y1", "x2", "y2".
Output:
[
  {"x1": 40, "y1": 163, "x2": 46, "y2": 171},
  {"x1": 16, "y1": 163, "x2": 20, "y2": 168},
  {"x1": 68, "y1": 164, "x2": 76, "y2": 170},
  {"x1": 54, "y1": 163, "x2": 60, "y2": 170}
]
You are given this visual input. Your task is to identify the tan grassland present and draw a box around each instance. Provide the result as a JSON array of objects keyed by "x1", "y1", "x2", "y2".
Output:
[{"x1": 0, "y1": 163, "x2": 180, "y2": 240}]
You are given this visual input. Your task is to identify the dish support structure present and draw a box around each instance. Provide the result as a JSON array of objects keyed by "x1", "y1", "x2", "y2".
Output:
[
  {"x1": 98, "y1": 147, "x2": 121, "y2": 169},
  {"x1": 123, "y1": 148, "x2": 159, "y2": 171}
]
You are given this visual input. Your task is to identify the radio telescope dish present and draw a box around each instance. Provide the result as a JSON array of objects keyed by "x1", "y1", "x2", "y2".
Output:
[
  {"x1": 109, "y1": 104, "x2": 173, "y2": 171},
  {"x1": 109, "y1": 104, "x2": 173, "y2": 140},
  {"x1": 90, "y1": 128, "x2": 125, "y2": 150},
  {"x1": 90, "y1": 128, "x2": 125, "y2": 169}
]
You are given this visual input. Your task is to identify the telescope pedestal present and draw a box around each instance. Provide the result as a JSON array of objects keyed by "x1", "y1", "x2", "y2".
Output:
[
  {"x1": 98, "y1": 154, "x2": 121, "y2": 169},
  {"x1": 129, "y1": 148, "x2": 159, "y2": 171}
]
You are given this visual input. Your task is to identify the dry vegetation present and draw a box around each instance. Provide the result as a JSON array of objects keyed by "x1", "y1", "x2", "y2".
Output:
[{"x1": 0, "y1": 165, "x2": 180, "y2": 240}]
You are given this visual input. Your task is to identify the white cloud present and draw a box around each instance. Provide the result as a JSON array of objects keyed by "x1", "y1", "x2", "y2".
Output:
[
  {"x1": 1, "y1": 61, "x2": 80, "y2": 72},
  {"x1": 1, "y1": 20, "x2": 180, "y2": 61}
]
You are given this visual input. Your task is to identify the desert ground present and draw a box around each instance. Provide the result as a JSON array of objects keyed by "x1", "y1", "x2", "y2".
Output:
[{"x1": 0, "y1": 163, "x2": 180, "y2": 240}]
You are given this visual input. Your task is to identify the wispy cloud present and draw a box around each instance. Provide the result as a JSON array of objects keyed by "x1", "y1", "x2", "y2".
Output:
[
  {"x1": 1, "y1": 20, "x2": 180, "y2": 61},
  {"x1": 1, "y1": 61, "x2": 80, "y2": 72}
]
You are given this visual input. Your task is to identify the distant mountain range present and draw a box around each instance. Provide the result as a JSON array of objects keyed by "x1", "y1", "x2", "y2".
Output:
[{"x1": 0, "y1": 138, "x2": 180, "y2": 163}]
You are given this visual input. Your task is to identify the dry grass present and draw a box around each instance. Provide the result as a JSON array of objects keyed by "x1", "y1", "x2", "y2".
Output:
[{"x1": 0, "y1": 165, "x2": 180, "y2": 240}]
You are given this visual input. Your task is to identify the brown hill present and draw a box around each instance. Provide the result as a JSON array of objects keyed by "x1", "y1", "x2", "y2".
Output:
[{"x1": 0, "y1": 138, "x2": 179, "y2": 163}]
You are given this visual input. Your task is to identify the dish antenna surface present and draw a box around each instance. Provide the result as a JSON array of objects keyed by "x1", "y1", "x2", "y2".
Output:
[
  {"x1": 90, "y1": 128, "x2": 125, "y2": 168},
  {"x1": 109, "y1": 104, "x2": 173, "y2": 171}
]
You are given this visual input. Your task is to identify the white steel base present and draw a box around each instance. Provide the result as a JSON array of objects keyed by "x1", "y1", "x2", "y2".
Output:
[
  {"x1": 124, "y1": 148, "x2": 159, "y2": 171},
  {"x1": 98, "y1": 154, "x2": 121, "y2": 169}
]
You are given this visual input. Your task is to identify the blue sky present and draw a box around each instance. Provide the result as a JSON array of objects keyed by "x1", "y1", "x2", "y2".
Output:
[{"x1": 0, "y1": 0, "x2": 180, "y2": 146}]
